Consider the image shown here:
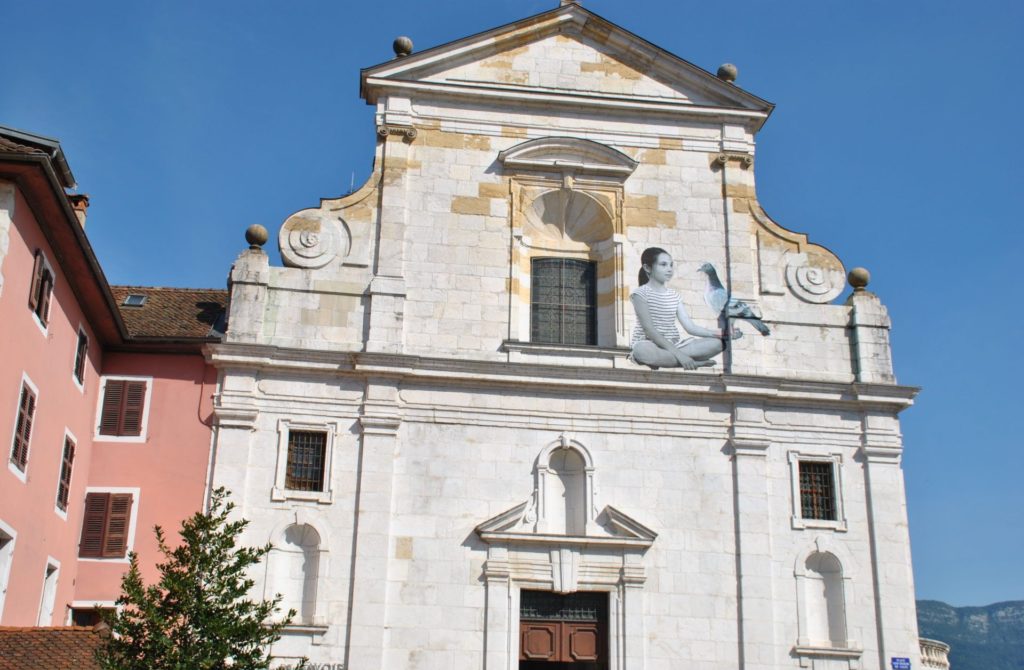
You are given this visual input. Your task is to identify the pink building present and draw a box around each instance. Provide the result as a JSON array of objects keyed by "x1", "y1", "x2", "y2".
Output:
[{"x1": 0, "y1": 126, "x2": 224, "y2": 627}]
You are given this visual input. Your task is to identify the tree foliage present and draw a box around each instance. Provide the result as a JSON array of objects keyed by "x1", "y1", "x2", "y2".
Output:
[{"x1": 99, "y1": 487, "x2": 298, "y2": 670}]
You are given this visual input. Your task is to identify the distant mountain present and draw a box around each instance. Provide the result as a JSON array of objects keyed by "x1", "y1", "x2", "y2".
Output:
[{"x1": 917, "y1": 600, "x2": 1024, "y2": 670}]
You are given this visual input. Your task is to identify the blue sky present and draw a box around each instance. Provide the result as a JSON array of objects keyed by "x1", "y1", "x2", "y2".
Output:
[{"x1": 4, "y1": 0, "x2": 1021, "y2": 607}]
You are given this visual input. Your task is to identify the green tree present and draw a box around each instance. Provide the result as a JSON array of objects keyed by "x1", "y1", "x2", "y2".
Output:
[{"x1": 99, "y1": 487, "x2": 300, "y2": 670}]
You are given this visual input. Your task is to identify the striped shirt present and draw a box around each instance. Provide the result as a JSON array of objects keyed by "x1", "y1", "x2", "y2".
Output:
[{"x1": 630, "y1": 285, "x2": 682, "y2": 346}]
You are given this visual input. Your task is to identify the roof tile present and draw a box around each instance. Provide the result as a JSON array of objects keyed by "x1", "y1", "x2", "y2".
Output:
[
  {"x1": 0, "y1": 626, "x2": 104, "y2": 670},
  {"x1": 111, "y1": 286, "x2": 227, "y2": 340}
]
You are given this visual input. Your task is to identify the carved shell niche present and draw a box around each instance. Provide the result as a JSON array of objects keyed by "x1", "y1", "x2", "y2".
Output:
[
  {"x1": 278, "y1": 210, "x2": 352, "y2": 269},
  {"x1": 785, "y1": 252, "x2": 846, "y2": 304},
  {"x1": 524, "y1": 189, "x2": 613, "y2": 250}
]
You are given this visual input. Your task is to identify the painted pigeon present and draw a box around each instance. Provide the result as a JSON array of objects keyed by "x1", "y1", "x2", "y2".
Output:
[{"x1": 697, "y1": 262, "x2": 771, "y2": 335}]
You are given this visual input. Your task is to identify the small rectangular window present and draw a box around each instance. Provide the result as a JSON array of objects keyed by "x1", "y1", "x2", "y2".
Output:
[
  {"x1": 28, "y1": 250, "x2": 54, "y2": 327},
  {"x1": 122, "y1": 294, "x2": 147, "y2": 307},
  {"x1": 56, "y1": 436, "x2": 75, "y2": 512},
  {"x1": 285, "y1": 431, "x2": 327, "y2": 491},
  {"x1": 79, "y1": 492, "x2": 133, "y2": 558},
  {"x1": 73, "y1": 330, "x2": 89, "y2": 385},
  {"x1": 98, "y1": 379, "x2": 148, "y2": 437},
  {"x1": 799, "y1": 461, "x2": 837, "y2": 521},
  {"x1": 10, "y1": 383, "x2": 37, "y2": 472},
  {"x1": 530, "y1": 258, "x2": 597, "y2": 346}
]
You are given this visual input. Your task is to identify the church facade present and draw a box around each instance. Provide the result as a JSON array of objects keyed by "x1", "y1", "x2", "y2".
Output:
[{"x1": 209, "y1": 4, "x2": 924, "y2": 669}]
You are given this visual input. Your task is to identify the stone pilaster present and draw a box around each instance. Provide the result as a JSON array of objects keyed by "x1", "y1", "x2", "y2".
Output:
[
  {"x1": 861, "y1": 411, "x2": 921, "y2": 670},
  {"x1": 225, "y1": 248, "x2": 270, "y2": 344},
  {"x1": 365, "y1": 122, "x2": 413, "y2": 353},
  {"x1": 847, "y1": 289, "x2": 895, "y2": 384},
  {"x1": 345, "y1": 377, "x2": 401, "y2": 669},
  {"x1": 730, "y1": 401, "x2": 777, "y2": 670},
  {"x1": 208, "y1": 368, "x2": 259, "y2": 516}
]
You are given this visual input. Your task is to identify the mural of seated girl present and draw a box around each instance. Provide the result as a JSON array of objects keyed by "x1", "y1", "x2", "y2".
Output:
[{"x1": 630, "y1": 246, "x2": 739, "y2": 370}]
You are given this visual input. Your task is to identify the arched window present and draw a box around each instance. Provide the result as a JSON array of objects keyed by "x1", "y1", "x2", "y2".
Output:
[
  {"x1": 801, "y1": 551, "x2": 846, "y2": 647},
  {"x1": 270, "y1": 524, "x2": 321, "y2": 624}
]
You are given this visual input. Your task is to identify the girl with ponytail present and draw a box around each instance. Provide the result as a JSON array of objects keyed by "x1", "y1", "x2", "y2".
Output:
[{"x1": 630, "y1": 247, "x2": 738, "y2": 369}]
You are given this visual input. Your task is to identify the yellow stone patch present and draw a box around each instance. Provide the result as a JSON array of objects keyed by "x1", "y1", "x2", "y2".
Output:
[
  {"x1": 478, "y1": 182, "x2": 508, "y2": 198},
  {"x1": 395, "y1": 537, "x2": 413, "y2": 560},
  {"x1": 733, "y1": 199, "x2": 750, "y2": 213},
  {"x1": 419, "y1": 129, "x2": 493, "y2": 151},
  {"x1": 639, "y1": 149, "x2": 667, "y2": 165},
  {"x1": 501, "y1": 125, "x2": 528, "y2": 139},
  {"x1": 580, "y1": 59, "x2": 642, "y2": 80},
  {"x1": 725, "y1": 183, "x2": 755, "y2": 198},
  {"x1": 659, "y1": 137, "x2": 684, "y2": 150},
  {"x1": 451, "y1": 196, "x2": 492, "y2": 216}
]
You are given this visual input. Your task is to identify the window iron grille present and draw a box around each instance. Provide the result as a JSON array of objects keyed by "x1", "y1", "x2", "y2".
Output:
[
  {"x1": 520, "y1": 590, "x2": 607, "y2": 622},
  {"x1": 799, "y1": 461, "x2": 837, "y2": 521},
  {"x1": 530, "y1": 258, "x2": 597, "y2": 346},
  {"x1": 285, "y1": 431, "x2": 327, "y2": 491}
]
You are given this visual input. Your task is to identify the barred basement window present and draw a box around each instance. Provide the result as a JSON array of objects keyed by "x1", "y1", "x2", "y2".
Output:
[
  {"x1": 56, "y1": 436, "x2": 75, "y2": 512},
  {"x1": 286, "y1": 431, "x2": 327, "y2": 492},
  {"x1": 799, "y1": 461, "x2": 837, "y2": 521},
  {"x1": 530, "y1": 258, "x2": 597, "y2": 346},
  {"x1": 10, "y1": 382, "x2": 37, "y2": 472}
]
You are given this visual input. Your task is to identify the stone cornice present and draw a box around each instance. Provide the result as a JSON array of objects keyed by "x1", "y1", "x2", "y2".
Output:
[
  {"x1": 364, "y1": 77, "x2": 770, "y2": 126},
  {"x1": 204, "y1": 344, "x2": 919, "y2": 412}
]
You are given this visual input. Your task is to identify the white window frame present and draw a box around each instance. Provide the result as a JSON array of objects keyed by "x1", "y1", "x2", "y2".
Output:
[
  {"x1": 67, "y1": 599, "x2": 118, "y2": 625},
  {"x1": 93, "y1": 376, "x2": 153, "y2": 443},
  {"x1": 0, "y1": 519, "x2": 16, "y2": 622},
  {"x1": 271, "y1": 419, "x2": 337, "y2": 504},
  {"x1": 54, "y1": 428, "x2": 77, "y2": 521},
  {"x1": 788, "y1": 450, "x2": 848, "y2": 532},
  {"x1": 78, "y1": 487, "x2": 141, "y2": 563},
  {"x1": 72, "y1": 325, "x2": 89, "y2": 392},
  {"x1": 8, "y1": 372, "x2": 39, "y2": 483},
  {"x1": 36, "y1": 557, "x2": 60, "y2": 626},
  {"x1": 30, "y1": 249, "x2": 55, "y2": 336}
]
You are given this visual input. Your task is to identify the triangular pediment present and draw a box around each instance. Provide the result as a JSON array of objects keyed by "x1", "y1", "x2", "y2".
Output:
[
  {"x1": 362, "y1": 4, "x2": 771, "y2": 117},
  {"x1": 476, "y1": 502, "x2": 656, "y2": 548}
]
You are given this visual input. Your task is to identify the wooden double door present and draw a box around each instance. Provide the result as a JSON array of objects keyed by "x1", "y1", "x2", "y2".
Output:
[{"x1": 519, "y1": 591, "x2": 607, "y2": 670}]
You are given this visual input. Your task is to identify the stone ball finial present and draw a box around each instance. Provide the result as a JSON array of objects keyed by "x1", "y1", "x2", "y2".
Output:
[
  {"x1": 717, "y1": 63, "x2": 738, "y2": 82},
  {"x1": 393, "y1": 36, "x2": 413, "y2": 58},
  {"x1": 245, "y1": 224, "x2": 269, "y2": 250},
  {"x1": 848, "y1": 267, "x2": 871, "y2": 291}
]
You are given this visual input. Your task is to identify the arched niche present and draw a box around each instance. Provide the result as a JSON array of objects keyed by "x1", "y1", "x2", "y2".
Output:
[
  {"x1": 792, "y1": 537, "x2": 862, "y2": 665},
  {"x1": 265, "y1": 515, "x2": 330, "y2": 626},
  {"x1": 534, "y1": 436, "x2": 596, "y2": 536}
]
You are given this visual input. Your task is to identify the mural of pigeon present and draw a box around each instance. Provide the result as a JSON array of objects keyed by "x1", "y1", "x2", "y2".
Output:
[{"x1": 697, "y1": 262, "x2": 771, "y2": 335}]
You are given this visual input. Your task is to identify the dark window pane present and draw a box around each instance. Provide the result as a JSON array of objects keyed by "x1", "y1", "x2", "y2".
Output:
[
  {"x1": 530, "y1": 258, "x2": 596, "y2": 345},
  {"x1": 799, "y1": 461, "x2": 837, "y2": 521},
  {"x1": 286, "y1": 431, "x2": 327, "y2": 491}
]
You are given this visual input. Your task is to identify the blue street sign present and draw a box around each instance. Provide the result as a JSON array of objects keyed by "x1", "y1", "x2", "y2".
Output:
[{"x1": 891, "y1": 658, "x2": 911, "y2": 670}]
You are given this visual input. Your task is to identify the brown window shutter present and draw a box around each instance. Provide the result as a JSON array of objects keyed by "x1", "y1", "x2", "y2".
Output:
[
  {"x1": 79, "y1": 493, "x2": 110, "y2": 558},
  {"x1": 120, "y1": 382, "x2": 147, "y2": 436},
  {"x1": 103, "y1": 494, "x2": 133, "y2": 558},
  {"x1": 28, "y1": 250, "x2": 43, "y2": 310},
  {"x1": 11, "y1": 386, "x2": 35, "y2": 468},
  {"x1": 99, "y1": 380, "x2": 125, "y2": 436},
  {"x1": 37, "y1": 271, "x2": 52, "y2": 325}
]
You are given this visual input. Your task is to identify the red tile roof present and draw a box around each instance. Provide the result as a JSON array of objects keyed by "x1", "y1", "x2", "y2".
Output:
[
  {"x1": 0, "y1": 136, "x2": 47, "y2": 155},
  {"x1": 110, "y1": 286, "x2": 227, "y2": 340},
  {"x1": 0, "y1": 626, "x2": 104, "y2": 670}
]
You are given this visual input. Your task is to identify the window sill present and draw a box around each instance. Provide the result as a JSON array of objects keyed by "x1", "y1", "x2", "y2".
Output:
[
  {"x1": 501, "y1": 340, "x2": 633, "y2": 367},
  {"x1": 93, "y1": 434, "x2": 147, "y2": 444},
  {"x1": 7, "y1": 460, "x2": 27, "y2": 483},
  {"x1": 271, "y1": 487, "x2": 333, "y2": 504},
  {"x1": 791, "y1": 516, "x2": 848, "y2": 532},
  {"x1": 793, "y1": 643, "x2": 862, "y2": 659}
]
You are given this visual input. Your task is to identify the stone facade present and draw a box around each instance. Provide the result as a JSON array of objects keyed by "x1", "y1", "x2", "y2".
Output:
[{"x1": 208, "y1": 5, "x2": 922, "y2": 669}]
